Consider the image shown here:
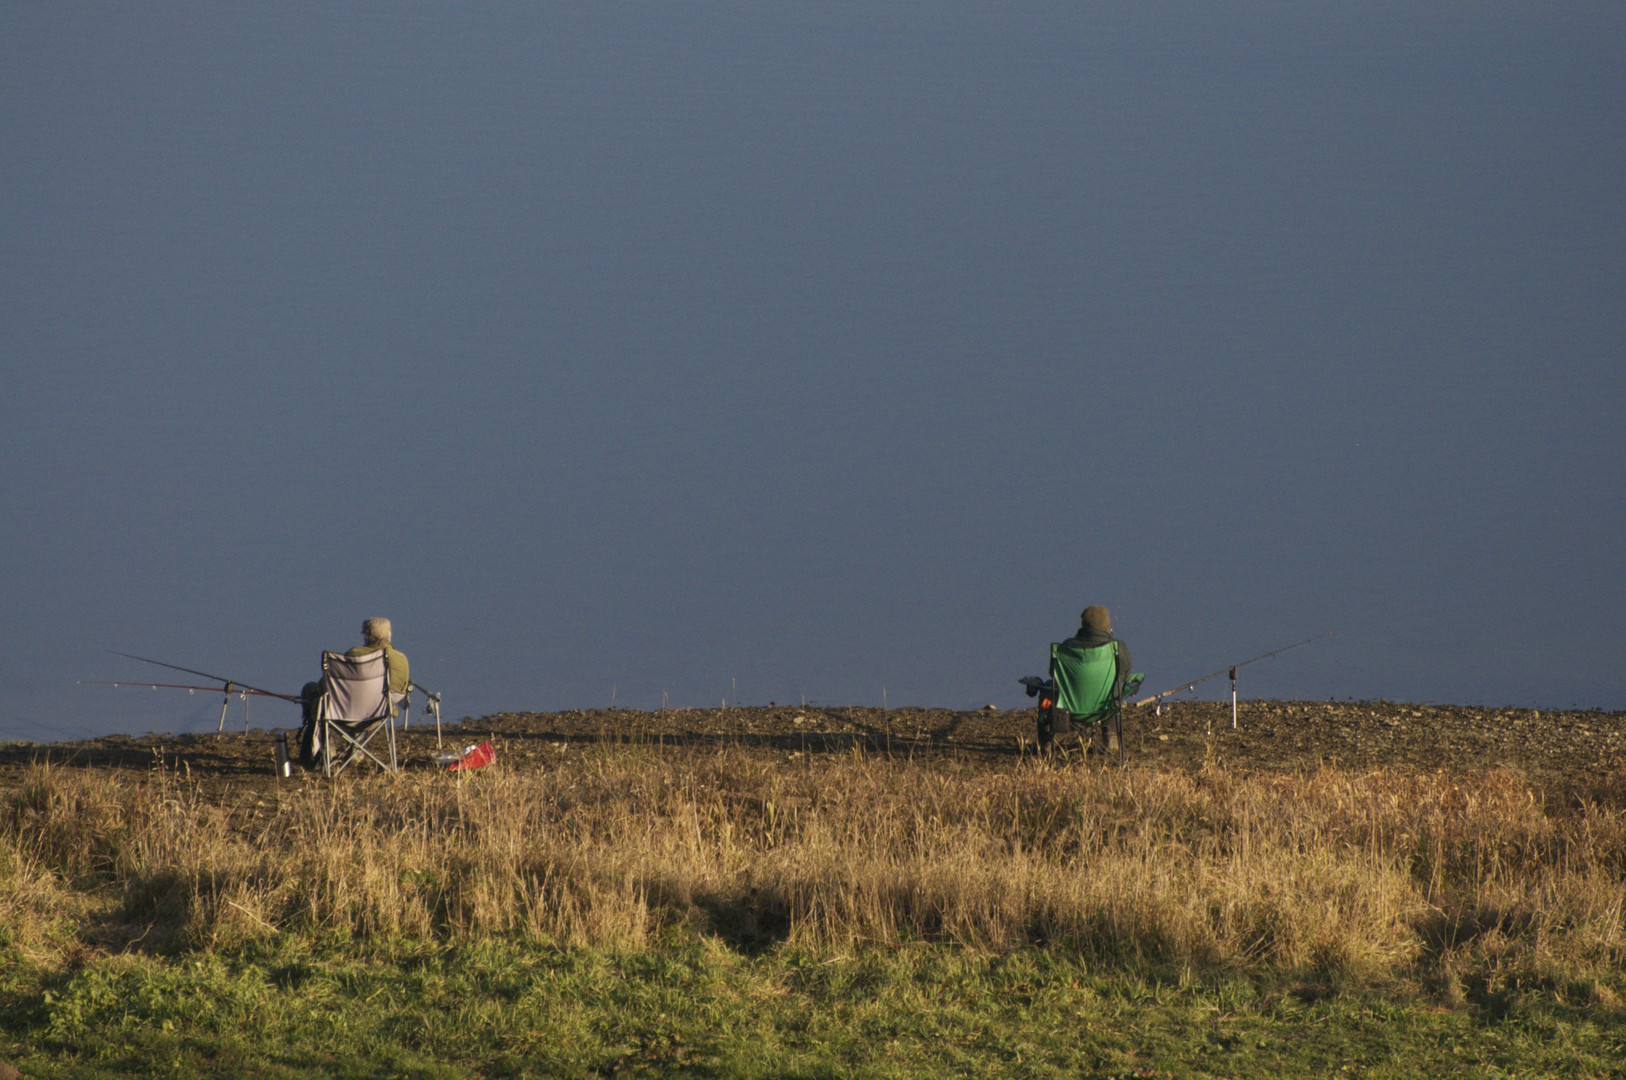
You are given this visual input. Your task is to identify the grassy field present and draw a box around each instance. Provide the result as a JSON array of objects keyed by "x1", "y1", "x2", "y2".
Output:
[
  {"x1": 4, "y1": 713, "x2": 1626, "y2": 1077},
  {"x1": 8, "y1": 937, "x2": 1626, "y2": 1078}
]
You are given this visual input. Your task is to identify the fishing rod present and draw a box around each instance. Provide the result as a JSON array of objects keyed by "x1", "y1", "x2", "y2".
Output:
[
  {"x1": 104, "y1": 651, "x2": 301, "y2": 734},
  {"x1": 109, "y1": 651, "x2": 301, "y2": 702},
  {"x1": 81, "y1": 680, "x2": 293, "y2": 698},
  {"x1": 1133, "y1": 632, "x2": 1334, "y2": 729}
]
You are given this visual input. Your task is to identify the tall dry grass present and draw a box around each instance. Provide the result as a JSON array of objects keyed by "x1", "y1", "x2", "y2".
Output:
[{"x1": 3, "y1": 747, "x2": 1624, "y2": 982}]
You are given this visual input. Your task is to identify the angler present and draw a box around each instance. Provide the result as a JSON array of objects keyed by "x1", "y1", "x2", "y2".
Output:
[
  {"x1": 92, "y1": 616, "x2": 444, "y2": 774},
  {"x1": 1019, "y1": 622, "x2": 1332, "y2": 758},
  {"x1": 297, "y1": 617, "x2": 410, "y2": 767},
  {"x1": 1019, "y1": 605, "x2": 1145, "y2": 759}
]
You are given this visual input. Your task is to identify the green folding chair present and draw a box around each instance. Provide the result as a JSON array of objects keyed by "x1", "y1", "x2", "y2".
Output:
[{"x1": 1044, "y1": 641, "x2": 1143, "y2": 761}]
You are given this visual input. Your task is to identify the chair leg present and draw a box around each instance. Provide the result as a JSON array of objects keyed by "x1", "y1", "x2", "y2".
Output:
[{"x1": 321, "y1": 721, "x2": 397, "y2": 778}]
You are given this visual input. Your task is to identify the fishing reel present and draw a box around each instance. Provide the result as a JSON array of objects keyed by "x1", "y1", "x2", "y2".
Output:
[
  {"x1": 1019, "y1": 676, "x2": 1058, "y2": 711},
  {"x1": 1019, "y1": 676, "x2": 1053, "y2": 699}
]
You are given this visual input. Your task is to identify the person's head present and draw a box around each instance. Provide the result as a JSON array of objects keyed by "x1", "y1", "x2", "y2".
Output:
[
  {"x1": 362, "y1": 617, "x2": 393, "y2": 647},
  {"x1": 1081, "y1": 605, "x2": 1112, "y2": 633}
]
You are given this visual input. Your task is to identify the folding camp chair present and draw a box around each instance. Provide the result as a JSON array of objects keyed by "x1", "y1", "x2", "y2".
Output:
[
  {"x1": 1043, "y1": 641, "x2": 1143, "y2": 762},
  {"x1": 316, "y1": 649, "x2": 398, "y2": 777}
]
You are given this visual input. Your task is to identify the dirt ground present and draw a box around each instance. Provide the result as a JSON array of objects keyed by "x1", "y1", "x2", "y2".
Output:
[{"x1": 4, "y1": 699, "x2": 1624, "y2": 801}]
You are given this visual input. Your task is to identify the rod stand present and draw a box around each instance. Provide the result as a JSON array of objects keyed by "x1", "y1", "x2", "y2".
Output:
[
  {"x1": 217, "y1": 682, "x2": 235, "y2": 733},
  {"x1": 405, "y1": 683, "x2": 445, "y2": 749}
]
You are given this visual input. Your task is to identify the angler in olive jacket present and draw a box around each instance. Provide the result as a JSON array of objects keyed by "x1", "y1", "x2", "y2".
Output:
[{"x1": 297, "y1": 617, "x2": 409, "y2": 767}]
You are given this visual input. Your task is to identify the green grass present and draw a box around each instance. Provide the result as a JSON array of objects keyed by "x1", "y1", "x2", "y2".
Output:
[{"x1": 5, "y1": 938, "x2": 1624, "y2": 1079}]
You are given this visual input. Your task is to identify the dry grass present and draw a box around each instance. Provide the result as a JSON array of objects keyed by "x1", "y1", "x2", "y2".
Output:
[{"x1": 4, "y1": 747, "x2": 1625, "y2": 986}]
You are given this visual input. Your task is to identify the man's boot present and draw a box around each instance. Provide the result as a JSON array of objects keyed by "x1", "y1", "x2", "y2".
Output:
[
  {"x1": 298, "y1": 721, "x2": 320, "y2": 769},
  {"x1": 298, "y1": 684, "x2": 322, "y2": 768},
  {"x1": 1038, "y1": 706, "x2": 1067, "y2": 756},
  {"x1": 1104, "y1": 713, "x2": 1121, "y2": 755},
  {"x1": 1049, "y1": 708, "x2": 1072, "y2": 756}
]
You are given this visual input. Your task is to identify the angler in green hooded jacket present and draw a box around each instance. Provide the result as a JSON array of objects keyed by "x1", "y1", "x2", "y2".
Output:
[
  {"x1": 1062, "y1": 606, "x2": 1132, "y2": 699},
  {"x1": 1039, "y1": 605, "x2": 1132, "y2": 753}
]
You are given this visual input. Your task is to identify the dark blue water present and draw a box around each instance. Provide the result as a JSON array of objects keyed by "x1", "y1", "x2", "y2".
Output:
[{"x1": 3, "y1": 4, "x2": 1623, "y2": 741}]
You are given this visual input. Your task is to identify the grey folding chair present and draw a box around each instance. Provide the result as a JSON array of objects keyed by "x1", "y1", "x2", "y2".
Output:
[{"x1": 317, "y1": 649, "x2": 398, "y2": 777}]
